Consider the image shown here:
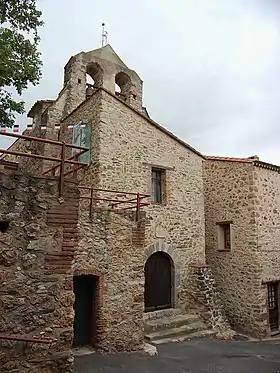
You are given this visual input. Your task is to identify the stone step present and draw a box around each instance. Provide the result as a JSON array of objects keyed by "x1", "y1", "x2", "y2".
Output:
[
  {"x1": 144, "y1": 308, "x2": 181, "y2": 321},
  {"x1": 145, "y1": 321, "x2": 205, "y2": 342},
  {"x1": 63, "y1": 237, "x2": 78, "y2": 243},
  {"x1": 63, "y1": 226, "x2": 78, "y2": 231},
  {"x1": 151, "y1": 329, "x2": 216, "y2": 345},
  {"x1": 62, "y1": 241, "x2": 77, "y2": 247},
  {"x1": 145, "y1": 314, "x2": 201, "y2": 333}
]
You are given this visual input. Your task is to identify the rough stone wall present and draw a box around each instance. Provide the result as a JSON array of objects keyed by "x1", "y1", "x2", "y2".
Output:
[
  {"x1": 253, "y1": 165, "x2": 280, "y2": 334},
  {"x1": 203, "y1": 159, "x2": 264, "y2": 336},
  {"x1": 60, "y1": 87, "x2": 206, "y2": 339},
  {"x1": 74, "y1": 206, "x2": 145, "y2": 352},
  {"x1": 2, "y1": 124, "x2": 47, "y2": 169},
  {"x1": 30, "y1": 101, "x2": 54, "y2": 128},
  {"x1": 254, "y1": 165, "x2": 280, "y2": 283},
  {"x1": 60, "y1": 91, "x2": 102, "y2": 186},
  {"x1": 29, "y1": 70, "x2": 84, "y2": 132},
  {"x1": 188, "y1": 265, "x2": 230, "y2": 331},
  {"x1": 96, "y1": 90, "x2": 205, "y2": 311},
  {"x1": 0, "y1": 172, "x2": 79, "y2": 373},
  {"x1": 2, "y1": 123, "x2": 71, "y2": 176},
  {"x1": 1, "y1": 138, "x2": 26, "y2": 163},
  {"x1": 51, "y1": 86, "x2": 77, "y2": 123},
  {"x1": 62, "y1": 53, "x2": 88, "y2": 116},
  {"x1": 18, "y1": 125, "x2": 46, "y2": 174},
  {"x1": 62, "y1": 88, "x2": 206, "y2": 312},
  {"x1": 63, "y1": 46, "x2": 144, "y2": 112},
  {"x1": 23, "y1": 67, "x2": 87, "y2": 173},
  {"x1": 38, "y1": 89, "x2": 72, "y2": 172}
]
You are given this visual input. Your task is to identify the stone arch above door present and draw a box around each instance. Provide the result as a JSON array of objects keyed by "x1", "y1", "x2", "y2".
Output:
[{"x1": 144, "y1": 241, "x2": 181, "y2": 308}]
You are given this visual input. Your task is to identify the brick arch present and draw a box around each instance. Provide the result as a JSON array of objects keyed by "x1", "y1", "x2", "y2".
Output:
[{"x1": 144, "y1": 241, "x2": 181, "y2": 308}]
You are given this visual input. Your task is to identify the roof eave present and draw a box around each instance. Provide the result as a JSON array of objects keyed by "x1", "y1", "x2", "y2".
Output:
[
  {"x1": 253, "y1": 160, "x2": 280, "y2": 173},
  {"x1": 27, "y1": 100, "x2": 55, "y2": 118}
]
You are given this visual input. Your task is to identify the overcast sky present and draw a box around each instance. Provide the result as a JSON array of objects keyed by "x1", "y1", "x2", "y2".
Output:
[{"x1": 2, "y1": 0, "x2": 280, "y2": 163}]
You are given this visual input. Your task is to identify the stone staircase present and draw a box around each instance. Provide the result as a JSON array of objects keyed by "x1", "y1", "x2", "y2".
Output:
[
  {"x1": 44, "y1": 188, "x2": 79, "y2": 275},
  {"x1": 144, "y1": 310, "x2": 215, "y2": 345}
]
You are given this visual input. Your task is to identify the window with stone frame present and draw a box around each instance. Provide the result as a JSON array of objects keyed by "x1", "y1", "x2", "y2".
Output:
[
  {"x1": 217, "y1": 222, "x2": 232, "y2": 251},
  {"x1": 151, "y1": 168, "x2": 166, "y2": 204}
]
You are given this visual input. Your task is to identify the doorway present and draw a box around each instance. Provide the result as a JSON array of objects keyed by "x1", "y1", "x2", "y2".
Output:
[
  {"x1": 144, "y1": 252, "x2": 173, "y2": 312},
  {"x1": 73, "y1": 275, "x2": 97, "y2": 347},
  {"x1": 268, "y1": 282, "x2": 279, "y2": 331}
]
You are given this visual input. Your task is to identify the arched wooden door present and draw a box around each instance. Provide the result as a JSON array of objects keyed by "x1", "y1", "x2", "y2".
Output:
[{"x1": 144, "y1": 252, "x2": 172, "y2": 312}]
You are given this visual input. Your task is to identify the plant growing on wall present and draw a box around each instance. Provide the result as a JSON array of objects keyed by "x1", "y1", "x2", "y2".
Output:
[{"x1": 0, "y1": 0, "x2": 43, "y2": 127}]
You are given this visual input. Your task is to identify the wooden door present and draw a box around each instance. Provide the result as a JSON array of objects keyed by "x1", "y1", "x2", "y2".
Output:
[
  {"x1": 144, "y1": 252, "x2": 172, "y2": 312},
  {"x1": 268, "y1": 282, "x2": 279, "y2": 331}
]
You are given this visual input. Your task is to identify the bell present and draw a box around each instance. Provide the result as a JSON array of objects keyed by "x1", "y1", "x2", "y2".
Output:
[{"x1": 86, "y1": 85, "x2": 94, "y2": 98}]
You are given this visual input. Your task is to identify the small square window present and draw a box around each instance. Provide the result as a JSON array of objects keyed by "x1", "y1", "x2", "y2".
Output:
[
  {"x1": 0, "y1": 221, "x2": 10, "y2": 233},
  {"x1": 217, "y1": 222, "x2": 231, "y2": 251},
  {"x1": 151, "y1": 168, "x2": 166, "y2": 204}
]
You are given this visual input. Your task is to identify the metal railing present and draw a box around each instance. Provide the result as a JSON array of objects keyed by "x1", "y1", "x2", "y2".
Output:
[
  {"x1": 0, "y1": 131, "x2": 150, "y2": 219},
  {"x1": 0, "y1": 131, "x2": 89, "y2": 196},
  {"x1": 0, "y1": 334, "x2": 53, "y2": 344},
  {"x1": 79, "y1": 186, "x2": 150, "y2": 221}
]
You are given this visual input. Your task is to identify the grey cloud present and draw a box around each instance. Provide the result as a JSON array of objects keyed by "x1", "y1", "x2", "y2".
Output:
[{"x1": 1, "y1": 0, "x2": 279, "y2": 165}]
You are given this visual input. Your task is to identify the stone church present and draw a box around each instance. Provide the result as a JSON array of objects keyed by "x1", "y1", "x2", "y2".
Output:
[{"x1": 1, "y1": 44, "x2": 280, "y2": 372}]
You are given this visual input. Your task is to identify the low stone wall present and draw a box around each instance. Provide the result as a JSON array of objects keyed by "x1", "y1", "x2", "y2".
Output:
[
  {"x1": 4, "y1": 126, "x2": 46, "y2": 174},
  {"x1": 188, "y1": 264, "x2": 230, "y2": 331},
  {"x1": 74, "y1": 206, "x2": 146, "y2": 352},
  {"x1": 0, "y1": 172, "x2": 79, "y2": 373}
]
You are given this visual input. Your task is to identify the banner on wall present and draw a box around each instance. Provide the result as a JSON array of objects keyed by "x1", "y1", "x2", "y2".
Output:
[{"x1": 72, "y1": 121, "x2": 91, "y2": 164}]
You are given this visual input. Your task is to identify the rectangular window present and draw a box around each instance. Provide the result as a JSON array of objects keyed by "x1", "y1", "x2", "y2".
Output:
[
  {"x1": 267, "y1": 282, "x2": 279, "y2": 331},
  {"x1": 151, "y1": 168, "x2": 166, "y2": 203},
  {"x1": 217, "y1": 222, "x2": 231, "y2": 250},
  {"x1": 72, "y1": 122, "x2": 91, "y2": 164}
]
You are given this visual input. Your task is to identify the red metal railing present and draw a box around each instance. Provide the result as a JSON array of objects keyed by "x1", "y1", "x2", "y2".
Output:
[
  {"x1": 0, "y1": 158, "x2": 18, "y2": 170},
  {"x1": 0, "y1": 131, "x2": 150, "y2": 219},
  {"x1": 0, "y1": 131, "x2": 89, "y2": 196},
  {"x1": 79, "y1": 186, "x2": 150, "y2": 221},
  {"x1": 0, "y1": 334, "x2": 52, "y2": 344}
]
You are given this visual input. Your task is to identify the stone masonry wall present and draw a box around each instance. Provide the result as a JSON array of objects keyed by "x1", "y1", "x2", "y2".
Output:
[
  {"x1": 7, "y1": 75, "x2": 84, "y2": 173},
  {"x1": 0, "y1": 172, "x2": 79, "y2": 373},
  {"x1": 1, "y1": 139, "x2": 25, "y2": 163},
  {"x1": 98, "y1": 90, "x2": 206, "y2": 310},
  {"x1": 254, "y1": 165, "x2": 280, "y2": 282},
  {"x1": 188, "y1": 264, "x2": 230, "y2": 331},
  {"x1": 74, "y1": 204, "x2": 145, "y2": 352},
  {"x1": 203, "y1": 160, "x2": 265, "y2": 336},
  {"x1": 2, "y1": 124, "x2": 72, "y2": 177},
  {"x1": 18, "y1": 125, "x2": 46, "y2": 174},
  {"x1": 62, "y1": 89, "x2": 206, "y2": 314},
  {"x1": 60, "y1": 91, "x2": 102, "y2": 186},
  {"x1": 3, "y1": 125, "x2": 46, "y2": 174},
  {"x1": 40, "y1": 86, "x2": 75, "y2": 172},
  {"x1": 253, "y1": 165, "x2": 280, "y2": 334}
]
